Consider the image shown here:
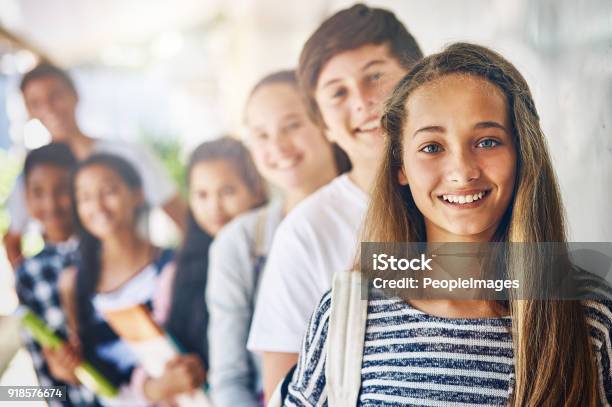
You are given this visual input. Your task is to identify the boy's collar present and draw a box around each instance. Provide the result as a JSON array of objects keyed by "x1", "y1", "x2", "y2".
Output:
[{"x1": 44, "y1": 236, "x2": 79, "y2": 254}]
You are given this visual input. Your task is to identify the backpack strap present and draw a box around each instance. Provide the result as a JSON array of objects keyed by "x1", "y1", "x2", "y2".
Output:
[
  {"x1": 325, "y1": 271, "x2": 368, "y2": 407},
  {"x1": 252, "y1": 207, "x2": 268, "y2": 260}
]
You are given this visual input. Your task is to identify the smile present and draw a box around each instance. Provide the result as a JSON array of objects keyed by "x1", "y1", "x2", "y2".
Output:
[
  {"x1": 354, "y1": 118, "x2": 381, "y2": 135},
  {"x1": 273, "y1": 154, "x2": 302, "y2": 170},
  {"x1": 438, "y1": 190, "x2": 491, "y2": 207}
]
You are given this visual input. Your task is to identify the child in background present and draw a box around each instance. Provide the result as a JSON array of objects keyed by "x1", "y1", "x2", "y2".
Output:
[
  {"x1": 3, "y1": 63, "x2": 186, "y2": 270},
  {"x1": 14, "y1": 143, "x2": 97, "y2": 406},
  {"x1": 153, "y1": 136, "x2": 268, "y2": 402},
  {"x1": 55, "y1": 153, "x2": 200, "y2": 407},
  {"x1": 285, "y1": 43, "x2": 612, "y2": 406},
  {"x1": 206, "y1": 71, "x2": 345, "y2": 406}
]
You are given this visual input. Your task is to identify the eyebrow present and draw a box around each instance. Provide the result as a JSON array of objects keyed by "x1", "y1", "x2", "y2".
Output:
[
  {"x1": 474, "y1": 121, "x2": 508, "y2": 132},
  {"x1": 412, "y1": 126, "x2": 444, "y2": 138},
  {"x1": 320, "y1": 59, "x2": 387, "y2": 90},
  {"x1": 250, "y1": 112, "x2": 301, "y2": 131},
  {"x1": 280, "y1": 112, "x2": 300, "y2": 121},
  {"x1": 413, "y1": 121, "x2": 509, "y2": 138}
]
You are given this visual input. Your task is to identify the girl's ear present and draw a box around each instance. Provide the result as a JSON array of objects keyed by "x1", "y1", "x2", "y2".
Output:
[{"x1": 398, "y1": 168, "x2": 409, "y2": 185}]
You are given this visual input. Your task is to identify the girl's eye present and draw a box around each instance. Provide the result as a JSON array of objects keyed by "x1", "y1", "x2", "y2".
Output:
[
  {"x1": 77, "y1": 192, "x2": 91, "y2": 203},
  {"x1": 332, "y1": 88, "x2": 346, "y2": 99},
  {"x1": 252, "y1": 132, "x2": 268, "y2": 142},
  {"x1": 101, "y1": 184, "x2": 118, "y2": 196},
  {"x1": 477, "y1": 138, "x2": 500, "y2": 148},
  {"x1": 367, "y1": 72, "x2": 382, "y2": 82},
  {"x1": 220, "y1": 185, "x2": 236, "y2": 196},
  {"x1": 420, "y1": 144, "x2": 443, "y2": 154},
  {"x1": 284, "y1": 121, "x2": 301, "y2": 132}
]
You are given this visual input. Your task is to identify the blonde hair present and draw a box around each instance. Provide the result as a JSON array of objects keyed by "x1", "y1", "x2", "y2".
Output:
[{"x1": 363, "y1": 42, "x2": 598, "y2": 406}]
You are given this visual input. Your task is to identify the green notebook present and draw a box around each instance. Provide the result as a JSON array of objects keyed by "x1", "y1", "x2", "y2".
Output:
[{"x1": 16, "y1": 306, "x2": 118, "y2": 398}]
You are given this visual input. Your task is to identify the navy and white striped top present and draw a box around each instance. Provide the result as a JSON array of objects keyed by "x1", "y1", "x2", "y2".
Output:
[{"x1": 285, "y1": 290, "x2": 612, "y2": 406}]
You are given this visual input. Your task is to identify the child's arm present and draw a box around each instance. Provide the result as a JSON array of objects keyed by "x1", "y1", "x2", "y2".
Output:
[
  {"x1": 5, "y1": 174, "x2": 29, "y2": 270},
  {"x1": 3, "y1": 231, "x2": 23, "y2": 270},
  {"x1": 44, "y1": 267, "x2": 82, "y2": 384},
  {"x1": 207, "y1": 227, "x2": 263, "y2": 406},
  {"x1": 42, "y1": 342, "x2": 81, "y2": 384},
  {"x1": 57, "y1": 267, "x2": 79, "y2": 341}
]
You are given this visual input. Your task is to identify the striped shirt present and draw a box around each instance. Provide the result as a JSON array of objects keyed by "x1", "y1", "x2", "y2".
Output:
[{"x1": 285, "y1": 290, "x2": 612, "y2": 406}]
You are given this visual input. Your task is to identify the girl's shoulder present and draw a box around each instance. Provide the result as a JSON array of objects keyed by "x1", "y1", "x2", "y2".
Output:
[
  {"x1": 575, "y1": 267, "x2": 612, "y2": 327},
  {"x1": 214, "y1": 201, "x2": 283, "y2": 249}
]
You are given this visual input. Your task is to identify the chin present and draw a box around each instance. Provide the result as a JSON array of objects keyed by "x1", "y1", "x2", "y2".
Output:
[
  {"x1": 87, "y1": 225, "x2": 116, "y2": 240},
  {"x1": 446, "y1": 222, "x2": 496, "y2": 240}
]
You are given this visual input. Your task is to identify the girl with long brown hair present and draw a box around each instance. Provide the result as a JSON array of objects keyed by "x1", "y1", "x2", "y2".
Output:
[{"x1": 283, "y1": 43, "x2": 612, "y2": 406}]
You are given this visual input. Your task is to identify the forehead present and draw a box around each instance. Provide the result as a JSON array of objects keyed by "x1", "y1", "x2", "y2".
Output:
[
  {"x1": 405, "y1": 73, "x2": 509, "y2": 127},
  {"x1": 26, "y1": 164, "x2": 70, "y2": 185},
  {"x1": 75, "y1": 164, "x2": 121, "y2": 186},
  {"x1": 23, "y1": 75, "x2": 73, "y2": 97},
  {"x1": 316, "y1": 42, "x2": 398, "y2": 88},
  {"x1": 190, "y1": 160, "x2": 242, "y2": 186},
  {"x1": 246, "y1": 82, "x2": 301, "y2": 122}
]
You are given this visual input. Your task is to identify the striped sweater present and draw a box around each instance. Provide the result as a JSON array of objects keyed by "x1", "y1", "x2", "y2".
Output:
[{"x1": 285, "y1": 290, "x2": 612, "y2": 406}]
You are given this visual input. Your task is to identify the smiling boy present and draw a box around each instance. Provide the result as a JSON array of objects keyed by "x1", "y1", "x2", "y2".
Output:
[{"x1": 247, "y1": 3, "x2": 423, "y2": 398}]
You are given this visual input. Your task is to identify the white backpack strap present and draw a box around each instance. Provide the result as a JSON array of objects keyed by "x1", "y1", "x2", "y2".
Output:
[
  {"x1": 267, "y1": 382, "x2": 283, "y2": 407},
  {"x1": 253, "y1": 206, "x2": 268, "y2": 259},
  {"x1": 325, "y1": 271, "x2": 368, "y2": 407}
]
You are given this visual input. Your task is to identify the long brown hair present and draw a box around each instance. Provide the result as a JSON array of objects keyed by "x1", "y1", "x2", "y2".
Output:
[{"x1": 363, "y1": 42, "x2": 598, "y2": 406}]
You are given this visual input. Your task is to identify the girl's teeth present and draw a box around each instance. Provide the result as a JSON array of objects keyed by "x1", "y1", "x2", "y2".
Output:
[{"x1": 442, "y1": 191, "x2": 487, "y2": 204}]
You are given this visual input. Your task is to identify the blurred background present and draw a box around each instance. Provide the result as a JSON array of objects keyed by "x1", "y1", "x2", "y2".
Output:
[{"x1": 0, "y1": 0, "x2": 611, "y2": 397}]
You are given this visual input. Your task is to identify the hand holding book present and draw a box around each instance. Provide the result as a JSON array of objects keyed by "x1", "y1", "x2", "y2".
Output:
[
  {"x1": 41, "y1": 341, "x2": 81, "y2": 385},
  {"x1": 143, "y1": 354, "x2": 206, "y2": 402},
  {"x1": 16, "y1": 306, "x2": 118, "y2": 398},
  {"x1": 103, "y1": 304, "x2": 212, "y2": 407}
]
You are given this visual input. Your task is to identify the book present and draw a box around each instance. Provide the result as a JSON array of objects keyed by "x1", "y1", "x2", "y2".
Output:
[
  {"x1": 16, "y1": 306, "x2": 118, "y2": 398},
  {"x1": 103, "y1": 304, "x2": 212, "y2": 407}
]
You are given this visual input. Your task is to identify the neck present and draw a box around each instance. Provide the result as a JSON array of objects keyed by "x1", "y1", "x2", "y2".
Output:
[
  {"x1": 284, "y1": 190, "x2": 309, "y2": 214},
  {"x1": 283, "y1": 168, "x2": 337, "y2": 215},
  {"x1": 45, "y1": 232, "x2": 73, "y2": 245},
  {"x1": 348, "y1": 160, "x2": 378, "y2": 194},
  {"x1": 101, "y1": 227, "x2": 146, "y2": 262},
  {"x1": 59, "y1": 129, "x2": 94, "y2": 160}
]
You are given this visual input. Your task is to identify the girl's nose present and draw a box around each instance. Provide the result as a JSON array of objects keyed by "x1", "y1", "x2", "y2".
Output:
[{"x1": 446, "y1": 149, "x2": 480, "y2": 184}]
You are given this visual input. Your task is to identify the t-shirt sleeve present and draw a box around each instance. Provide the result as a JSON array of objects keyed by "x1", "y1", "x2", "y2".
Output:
[
  {"x1": 284, "y1": 291, "x2": 331, "y2": 407},
  {"x1": 247, "y1": 218, "x2": 327, "y2": 354},
  {"x1": 7, "y1": 174, "x2": 30, "y2": 233},
  {"x1": 207, "y1": 222, "x2": 261, "y2": 406}
]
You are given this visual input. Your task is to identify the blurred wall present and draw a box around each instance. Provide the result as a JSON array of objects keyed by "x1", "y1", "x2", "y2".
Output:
[{"x1": 0, "y1": 0, "x2": 610, "y2": 241}]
